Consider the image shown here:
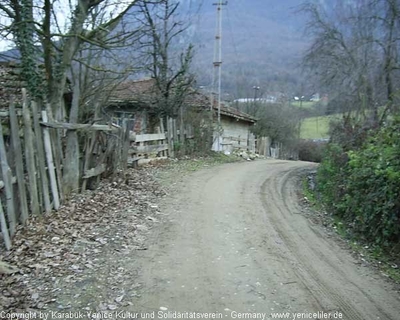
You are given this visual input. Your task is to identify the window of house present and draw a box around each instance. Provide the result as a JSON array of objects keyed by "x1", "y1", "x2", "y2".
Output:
[{"x1": 112, "y1": 112, "x2": 135, "y2": 129}]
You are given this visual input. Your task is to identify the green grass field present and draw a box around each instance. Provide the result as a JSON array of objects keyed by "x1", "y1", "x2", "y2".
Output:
[
  {"x1": 291, "y1": 101, "x2": 318, "y2": 109},
  {"x1": 300, "y1": 115, "x2": 338, "y2": 139}
]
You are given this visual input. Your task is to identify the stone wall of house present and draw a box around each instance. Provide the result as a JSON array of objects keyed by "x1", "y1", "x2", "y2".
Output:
[{"x1": 220, "y1": 116, "x2": 255, "y2": 152}]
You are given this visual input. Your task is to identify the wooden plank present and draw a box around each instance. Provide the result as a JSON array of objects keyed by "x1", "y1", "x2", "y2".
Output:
[
  {"x1": 83, "y1": 163, "x2": 106, "y2": 179},
  {"x1": 129, "y1": 144, "x2": 169, "y2": 154},
  {"x1": 40, "y1": 121, "x2": 119, "y2": 132},
  {"x1": 167, "y1": 117, "x2": 174, "y2": 158},
  {"x1": 42, "y1": 111, "x2": 60, "y2": 210},
  {"x1": 0, "y1": 197, "x2": 11, "y2": 250},
  {"x1": 179, "y1": 106, "x2": 186, "y2": 154},
  {"x1": 46, "y1": 104, "x2": 64, "y2": 202},
  {"x1": 9, "y1": 101, "x2": 29, "y2": 224},
  {"x1": 22, "y1": 90, "x2": 40, "y2": 215},
  {"x1": 121, "y1": 119, "x2": 130, "y2": 171},
  {"x1": 159, "y1": 118, "x2": 165, "y2": 133},
  {"x1": 135, "y1": 133, "x2": 166, "y2": 143},
  {"x1": 0, "y1": 121, "x2": 16, "y2": 236},
  {"x1": 32, "y1": 101, "x2": 51, "y2": 214},
  {"x1": 81, "y1": 133, "x2": 97, "y2": 192}
]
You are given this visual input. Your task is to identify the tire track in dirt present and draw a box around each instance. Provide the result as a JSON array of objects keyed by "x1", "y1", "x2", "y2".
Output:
[
  {"x1": 130, "y1": 160, "x2": 400, "y2": 319},
  {"x1": 260, "y1": 164, "x2": 399, "y2": 320}
]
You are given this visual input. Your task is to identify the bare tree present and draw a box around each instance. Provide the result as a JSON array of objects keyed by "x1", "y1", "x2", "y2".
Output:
[
  {"x1": 0, "y1": 0, "x2": 140, "y2": 113},
  {"x1": 251, "y1": 102, "x2": 301, "y2": 148},
  {"x1": 136, "y1": 0, "x2": 195, "y2": 118},
  {"x1": 302, "y1": 0, "x2": 400, "y2": 127},
  {"x1": 0, "y1": 0, "x2": 144, "y2": 194}
]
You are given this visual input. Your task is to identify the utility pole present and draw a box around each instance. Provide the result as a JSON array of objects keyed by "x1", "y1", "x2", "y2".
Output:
[
  {"x1": 211, "y1": 0, "x2": 227, "y2": 152},
  {"x1": 252, "y1": 86, "x2": 260, "y2": 115}
]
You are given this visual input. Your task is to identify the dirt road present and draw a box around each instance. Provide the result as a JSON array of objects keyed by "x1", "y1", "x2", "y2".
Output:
[{"x1": 132, "y1": 160, "x2": 400, "y2": 319}]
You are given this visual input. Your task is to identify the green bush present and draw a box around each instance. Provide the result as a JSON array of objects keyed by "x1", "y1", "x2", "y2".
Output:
[
  {"x1": 317, "y1": 119, "x2": 400, "y2": 246},
  {"x1": 343, "y1": 121, "x2": 400, "y2": 245},
  {"x1": 298, "y1": 140, "x2": 327, "y2": 163},
  {"x1": 316, "y1": 143, "x2": 348, "y2": 210}
]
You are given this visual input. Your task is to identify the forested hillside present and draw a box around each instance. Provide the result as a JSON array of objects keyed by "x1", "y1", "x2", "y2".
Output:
[{"x1": 180, "y1": 0, "x2": 309, "y2": 97}]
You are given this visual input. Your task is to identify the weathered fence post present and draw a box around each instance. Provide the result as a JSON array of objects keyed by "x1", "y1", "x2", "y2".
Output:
[
  {"x1": 32, "y1": 101, "x2": 52, "y2": 214},
  {"x1": 0, "y1": 121, "x2": 16, "y2": 236},
  {"x1": 179, "y1": 106, "x2": 186, "y2": 155},
  {"x1": 0, "y1": 199, "x2": 11, "y2": 250},
  {"x1": 167, "y1": 117, "x2": 174, "y2": 158},
  {"x1": 22, "y1": 89, "x2": 40, "y2": 215},
  {"x1": 121, "y1": 119, "x2": 130, "y2": 171},
  {"x1": 0, "y1": 197, "x2": 11, "y2": 250},
  {"x1": 81, "y1": 133, "x2": 96, "y2": 192},
  {"x1": 9, "y1": 100, "x2": 29, "y2": 224},
  {"x1": 46, "y1": 104, "x2": 64, "y2": 202},
  {"x1": 42, "y1": 111, "x2": 60, "y2": 210}
]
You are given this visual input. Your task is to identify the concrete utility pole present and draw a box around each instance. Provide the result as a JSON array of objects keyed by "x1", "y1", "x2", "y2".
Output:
[
  {"x1": 252, "y1": 86, "x2": 260, "y2": 114},
  {"x1": 211, "y1": 0, "x2": 227, "y2": 152}
]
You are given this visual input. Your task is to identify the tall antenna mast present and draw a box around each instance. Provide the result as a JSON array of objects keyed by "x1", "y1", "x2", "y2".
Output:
[{"x1": 211, "y1": 0, "x2": 227, "y2": 152}]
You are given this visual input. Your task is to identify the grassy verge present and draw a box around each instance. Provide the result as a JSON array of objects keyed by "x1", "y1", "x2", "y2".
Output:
[{"x1": 301, "y1": 174, "x2": 400, "y2": 283}]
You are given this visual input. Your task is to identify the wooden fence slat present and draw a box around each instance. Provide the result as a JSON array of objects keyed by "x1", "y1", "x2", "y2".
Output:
[
  {"x1": 41, "y1": 122, "x2": 119, "y2": 132},
  {"x1": 81, "y1": 133, "x2": 97, "y2": 192},
  {"x1": 167, "y1": 117, "x2": 174, "y2": 158},
  {"x1": 22, "y1": 90, "x2": 40, "y2": 215},
  {"x1": 0, "y1": 197, "x2": 11, "y2": 250},
  {"x1": 32, "y1": 101, "x2": 52, "y2": 213},
  {"x1": 46, "y1": 104, "x2": 64, "y2": 202},
  {"x1": 9, "y1": 100, "x2": 29, "y2": 224},
  {"x1": 172, "y1": 118, "x2": 178, "y2": 149},
  {"x1": 122, "y1": 120, "x2": 131, "y2": 171},
  {"x1": 135, "y1": 133, "x2": 166, "y2": 143},
  {"x1": 130, "y1": 144, "x2": 169, "y2": 154},
  {"x1": 42, "y1": 111, "x2": 60, "y2": 210},
  {"x1": 0, "y1": 121, "x2": 16, "y2": 236}
]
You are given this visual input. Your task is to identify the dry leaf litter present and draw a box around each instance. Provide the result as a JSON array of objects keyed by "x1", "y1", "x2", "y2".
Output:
[{"x1": 0, "y1": 167, "x2": 167, "y2": 313}]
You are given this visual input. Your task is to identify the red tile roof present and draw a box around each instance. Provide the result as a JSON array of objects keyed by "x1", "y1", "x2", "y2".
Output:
[
  {"x1": 109, "y1": 79, "x2": 257, "y2": 123},
  {"x1": 108, "y1": 78, "x2": 156, "y2": 104}
]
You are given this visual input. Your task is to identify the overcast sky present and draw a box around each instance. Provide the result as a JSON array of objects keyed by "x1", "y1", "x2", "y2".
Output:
[{"x1": 0, "y1": 0, "x2": 131, "y2": 52}]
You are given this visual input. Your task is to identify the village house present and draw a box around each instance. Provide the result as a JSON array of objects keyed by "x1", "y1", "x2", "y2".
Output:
[{"x1": 106, "y1": 78, "x2": 257, "y2": 153}]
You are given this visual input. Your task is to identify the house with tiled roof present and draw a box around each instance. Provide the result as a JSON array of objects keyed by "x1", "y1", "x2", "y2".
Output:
[{"x1": 106, "y1": 78, "x2": 257, "y2": 152}]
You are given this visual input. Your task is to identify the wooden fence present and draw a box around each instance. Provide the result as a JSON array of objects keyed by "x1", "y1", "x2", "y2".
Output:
[
  {"x1": 221, "y1": 133, "x2": 256, "y2": 154},
  {"x1": 128, "y1": 133, "x2": 169, "y2": 167},
  {"x1": 0, "y1": 93, "x2": 130, "y2": 250}
]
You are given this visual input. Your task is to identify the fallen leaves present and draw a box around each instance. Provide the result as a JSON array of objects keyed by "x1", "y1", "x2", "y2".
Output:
[{"x1": 0, "y1": 167, "x2": 166, "y2": 312}]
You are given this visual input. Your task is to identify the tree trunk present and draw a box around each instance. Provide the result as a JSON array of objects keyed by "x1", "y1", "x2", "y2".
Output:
[{"x1": 63, "y1": 82, "x2": 80, "y2": 195}]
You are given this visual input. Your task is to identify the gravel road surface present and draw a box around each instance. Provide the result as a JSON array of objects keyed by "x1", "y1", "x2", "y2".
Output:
[{"x1": 132, "y1": 160, "x2": 400, "y2": 320}]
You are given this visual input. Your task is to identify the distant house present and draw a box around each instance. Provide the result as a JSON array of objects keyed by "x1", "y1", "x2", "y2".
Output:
[
  {"x1": 106, "y1": 78, "x2": 257, "y2": 152},
  {"x1": 185, "y1": 90, "x2": 257, "y2": 152},
  {"x1": 106, "y1": 78, "x2": 156, "y2": 133}
]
